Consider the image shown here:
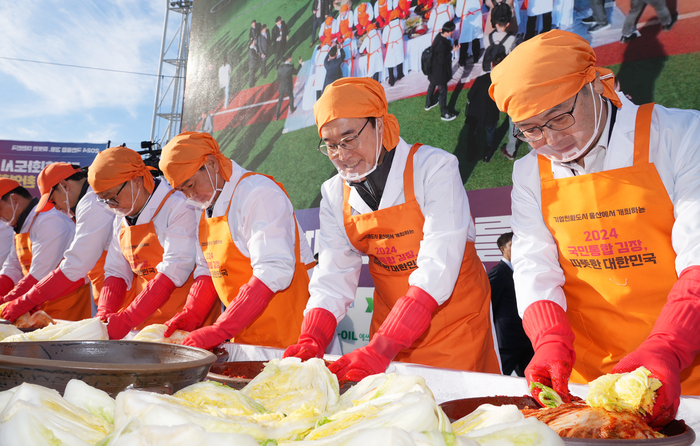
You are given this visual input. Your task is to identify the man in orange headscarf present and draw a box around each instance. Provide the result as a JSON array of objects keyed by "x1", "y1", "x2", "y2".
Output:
[
  {"x1": 283, "y1": 78, "x2": 501, "y2": 382},
  {"x1": 355, "y1": 3, "x2": 371, "y2": 36},
  {"x1": 158, "y1": 132, "x2": 317, "y2": 351},
  {"x1": 88, "y1": 146, "x2": 219, "y2": 339},
  {"x1": 489, "y1": 30, "x2": 700, "y2": 428}
]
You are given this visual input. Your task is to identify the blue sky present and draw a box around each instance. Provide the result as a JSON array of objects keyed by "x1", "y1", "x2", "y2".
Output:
[{"x1": 0, "y1": 1, "x2": 169, "y2": 148}]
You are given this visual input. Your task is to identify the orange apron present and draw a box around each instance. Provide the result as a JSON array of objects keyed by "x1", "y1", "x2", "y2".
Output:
[
  {"x1": 199, "y1": 173, "x2": 311, "y2": 348},
  {"x1": 14, "y1": 214, "x2": 91, "y2": 321},
  {"x1": 539, "y1": 103, "x2": 700, "y2": 394},
  {"x1": 86, "y1": 250, "x2": 108, "y2": 306},
  {"x1": 343, "y1": 144, "x2": 500, "y2": 372},
  {"x1": 119, "y1": 189, "x2": 219, "y2": 329},
  {"x1": 339, "y1": 17, "x2": 350, "y2": 36}
]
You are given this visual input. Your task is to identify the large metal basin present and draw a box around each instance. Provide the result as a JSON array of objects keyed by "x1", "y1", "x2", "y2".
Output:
[{"x1": 0, "y1": 340, "x2": 216, "y2": 397}]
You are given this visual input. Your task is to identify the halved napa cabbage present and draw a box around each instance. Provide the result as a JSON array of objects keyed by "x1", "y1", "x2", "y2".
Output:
[
  {"x1": 460, "y1": 417, "x2": 565, "y2": 445},
  {"x1": 0, "y1": 323, "x2": 22, "y2": 340},
  {"x1": 452, "y1": 403, "x2": 524, "y2": 435},
  {"x1": 242, "y1": 357, "x2": 340, "y2": 416},
  {"x1": 133, "y1": 324, "x2": 189, "y2": 344},
  {"x1": 0, "y1": 382, "x2": 112, "y2": 446},
  {"x1": 338, "y1": 373, "x2": 435, "y2": 411},
  {"x1": 1, "y1": 317, "x2": 107, "y2": 342},
  {"x1": 281, "y1": 427, "x2": 479, "y2": 446},
  {"x1": 114, "y1": 389, "x2": 270, "y2": 442},
  {"x1": 302, "y1": 387, "x2": 452, "y2": 443},
  {"x1": 174, "y1": 381, "x2": 267, "y2": 417},
  {"x1": 64, "y1": 379, "x2": 116, "y2": 425},
  {"x1": 97, "y1": 417, "x2": 260, "y2": 446},
  {"x1": 587, "y1": 366, "x2": 661, "y2": 416}
]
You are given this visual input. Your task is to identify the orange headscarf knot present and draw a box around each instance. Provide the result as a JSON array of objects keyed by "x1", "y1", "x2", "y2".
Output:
[
  {"x1": 159, "y1": 131, "x2": 233, "y2": 188},
  {"x1": 88, "y1": 146, "x2": 156, "y2": 194},
  {"x1": 313, "y1": 78, "x2": 400, "y2": 151},
  {"x1": 325, "y1": 16, "x2": 334, "y2": 25},
  {"x1": 489, "y1": 30, "x2": 622, "y2": 122},
  {"x1": 341, "y1": 4, "x2": 349, "y2": 12}
]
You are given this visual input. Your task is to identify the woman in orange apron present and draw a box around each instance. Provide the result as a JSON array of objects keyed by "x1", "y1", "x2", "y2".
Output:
[
  {"x1": 0, "y1": 178, "x2": 91, "y2": 321},
  {"x1": 1, "y1": 163, "x2": 116, "y2": 322},
  {"x1": 284, "y1": 78, "x2": 500, "y2": 382},
  {"x1": 489, "y1": 30, "x2": 700, "y2": 428},
  {"x1": 158, "y1": 132, "x2": 314, "y2": 350},
  {"x1": 87, "y1": 147, "x2": 218, "y2": 339}
]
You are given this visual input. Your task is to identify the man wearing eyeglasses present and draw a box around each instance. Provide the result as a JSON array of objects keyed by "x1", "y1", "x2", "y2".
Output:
[
  {"x1": 283, "y1": 77, "x2": 501, "y2": 382},
  {"x1": 490, "y1": 30, "x2": 700, "y2": 428},
  {"x1": 1, "y1": 163, "x2": 115, "y2": 323},
  {"x1": 87, "y1": 147, "x2": 220, "y2": 339},
  {"x1": 0, "y1": 175, "x2": 91, "y2": 322},
  {"x1": 157, "y1": 132, "x2": 320, "y2": 351}
]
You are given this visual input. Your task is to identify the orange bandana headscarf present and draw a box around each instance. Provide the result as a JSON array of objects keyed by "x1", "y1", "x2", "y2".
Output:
[
  {"x1": 489, "y1": 30, "x2": 622, "y2": 122},
  {"x1": 159, "y1": 131, "x2": 233, "y2": 188},
  {"x1": 88, "y1": 146, "x2": 156, "y2": 194},
  {"x1": 313, "y1": 78, "x2": 400, "y2": 151}
]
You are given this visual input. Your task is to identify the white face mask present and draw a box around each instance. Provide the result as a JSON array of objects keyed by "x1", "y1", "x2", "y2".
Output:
[
  {"x1": 0, "y1": 196, "x2": 18, "y2": 228},
  {"x1": 106, "y1": 179, "x2": 140, "y2": 218},
  {"x1": 535, "y1": 83, "x2": 604, "y2": 163},
  {"x1": 332, "y1": 123, "x2": 383, "y2": 182},
  {"x1": 55, "y1": 184, "x2": 72, "y2": 218},
  {"x1": 185, "y1": 165, "x2": 222, "y2": 210}
]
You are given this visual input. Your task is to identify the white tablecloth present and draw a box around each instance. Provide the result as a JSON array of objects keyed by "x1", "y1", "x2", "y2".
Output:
[{"x1": 222, "y1": 342, "x2": 700, "y2": 444}]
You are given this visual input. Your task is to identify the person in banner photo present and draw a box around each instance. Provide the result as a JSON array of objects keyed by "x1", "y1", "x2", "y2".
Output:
[
  {"x1": 489, "y1": 30, "x2": 700, "y2": 428},
  {"x1": 359, "y1": 23, "x2": 384, "y2": 81},
  {"x1": 158, "y1": 132, "x2": 320, "y2": 351},
  {"x1": 283, "y1": 78, "x2": 501, "y2": 382},
  {"x1": 382, "y1": 9, "x2": 405, "y2": 87},
  {"x1": 0, "y1": 178, "x2": 91, "y2": 321},
  {"x1": 1, "y1": 163, "x2": 117, "y2": 322},
  {"x1": 88, "y1": 147, "x2": 220, "y2": 340}
]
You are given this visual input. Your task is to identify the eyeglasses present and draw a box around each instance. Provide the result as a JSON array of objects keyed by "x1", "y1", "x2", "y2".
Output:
[
  {"x1": 513, "y1": 93, "x2": 579, "y2": 142},
  {"x1": 318, "y1": 119, "x2": 371, "y2": 156},
  {"x1": 96, "y1": 182, "x2": 127, "y2": 206}
]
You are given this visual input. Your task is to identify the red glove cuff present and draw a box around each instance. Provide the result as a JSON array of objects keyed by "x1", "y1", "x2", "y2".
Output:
[
  {"x1": 0, "y1": 275, "x2": 15, "y2": 298},
  {"x1": 97, "y1": 276, "x2": 128, "y2": 318},
  {"x1": 370, "y1": 286, "x2": 437, "y2": 360},
  {"x1": 24, "y1": 268, "x2": 86, "y2": 306},
  {"x1": 213, "y1": 275, "x2": 275, "y2": 338},
  {"x1": 183, "y1": 275, "x2": 220, "y2": 324},
  {"x1": 300, "y1": 307, "x2": 338, "y2": 353},
  {"x1": 123, "y1": 273, "x2": 177, "y2": 328},
  {"x1": 522, "y1": 299, "x2": 575, "y2": 353}
]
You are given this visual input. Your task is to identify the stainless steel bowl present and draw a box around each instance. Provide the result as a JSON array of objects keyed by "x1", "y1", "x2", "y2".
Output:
[{"x1": 0, "y1": 340, "x2": 216, "y2": 397}]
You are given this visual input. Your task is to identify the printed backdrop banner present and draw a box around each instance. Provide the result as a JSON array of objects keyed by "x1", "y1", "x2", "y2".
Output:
[{"x1": 0, "y1": 140, "x2": 105, "y2": 197}]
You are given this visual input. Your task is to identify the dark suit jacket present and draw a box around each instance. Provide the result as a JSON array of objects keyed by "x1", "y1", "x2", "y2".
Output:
[
  {"x1": 323, "y1": 48, "x2": 346, "y2": 90},
  {"x1": 272, "y1": 21, "x2": 289, "y2": 46},
  {"x1": 488, "y1": 260, "x2": 531, "y2": 349},
  {"x1": 314, "y1": 0, "x2": 333, "y2": 18},
  {"x1": 258, "y1": 31, "x2": 270, "y2": 57},
  {"x1": 428, "y1": 33, "x2": 453, "y2": 85},
  {"x1": 249, "y1": 25, "x2": 259, "y2": 43},
  {"x1": 277, "y1": 62, "x2": 301, "y2": 93},
  {"x1": 467, "y1": 73, "x2": 500, "y2": 127}
]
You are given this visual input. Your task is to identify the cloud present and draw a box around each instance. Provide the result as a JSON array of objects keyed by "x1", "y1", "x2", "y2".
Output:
[{"x1": 0, "y1": 0, "x2": 164, "y2": 119}]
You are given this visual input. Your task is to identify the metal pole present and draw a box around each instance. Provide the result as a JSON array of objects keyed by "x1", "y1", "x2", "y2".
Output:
[{"x1": 149, "y1": 0, "x2": 170, "y2": 144}]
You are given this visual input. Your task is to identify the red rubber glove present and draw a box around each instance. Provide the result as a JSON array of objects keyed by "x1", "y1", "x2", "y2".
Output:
[
  {"x1": 522, "y1": 299, "x2": 576, "y2": 406},
  {"x1": 329, "y1": 286, "x2": 438, "y2": 382},
  {"x1": 164, "y1": 275, "x2": 219, "y2": 337},
  {"x1": 1, "y1": 268, "x2": 85, "y2": 322},
  {"x1": 95, "y1": 276, "x2": 128, "y2": 320},
  {"x1": 2, "y1": 274, "x2": 39, "y2": 304},
  {"x1": 283, "y1": 307, "x2": 337, "y2": 360},
  {"x1": 182, "y1": 276, "x2": 274, "y2": 350},
  {"x1": 106, "y1": 273, "x2": 176, "y2": 340},
  {"x1": 611, "y1": 266, "x2": 700, "y2": 428},
  {"x1": 0, "y1": 275, "x2": 15, "y2": 298}
]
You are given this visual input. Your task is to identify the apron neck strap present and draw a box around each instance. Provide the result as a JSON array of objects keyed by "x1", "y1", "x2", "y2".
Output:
[
  {"x1": 404, "y1": 143, "x2": 422, "y2": 202},
  {"x1": 633, "y1": 103, "x2": 655, "y2": 166},
  {"x1": 151, "y1": 189, "x2": 175, "y2": 220}
]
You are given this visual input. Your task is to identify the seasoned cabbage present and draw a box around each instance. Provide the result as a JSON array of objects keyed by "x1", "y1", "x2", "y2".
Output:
[{"x1": 587, "y1": 366, "x2": 661, "y2": 416}]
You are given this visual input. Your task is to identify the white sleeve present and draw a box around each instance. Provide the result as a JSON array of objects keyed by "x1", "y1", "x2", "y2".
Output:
[
  {"x1": 155, "y1": 199, "x2": 197, "y2": 288},
  {"x1": 103, "y1": 217, "x2": 135, "y2": 289},
  {"x1": 408, "y1": 149, "x2": 470, "y2": 304},
  {"x1": 510, "y1": 153, "x2": 568, "y2": 317},
  {"x1": 0, "y1": 226, "x2": 13, "y2": 268},
  {"x1": 59, "y1": 193, "x2": 116, "y2": 282},
  {"x1": 235, "y1": 177, "x2": 297, "y2": 292},
  {"x1": 306, "y1": 181, "x2": 362, "y2": 323},
  {"x1": 28, "y1": 212, "x2": 75, "y2": 280},
  {"x1": 0, "y1": 238, "x2": 22, "y2": 283}
]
